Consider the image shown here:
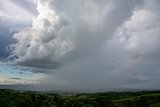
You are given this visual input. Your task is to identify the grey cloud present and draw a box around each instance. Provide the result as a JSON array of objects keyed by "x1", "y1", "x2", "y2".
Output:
[
  {"x1": 10, "y1": 77, "x2": 21, "y2": 80},
  {"x1": 0, "y1": 24, "x2": 14, "y2": 60},
  {"x1": 12, "y1": 65, "x2": 52, "y2": 74},
  {"x1": 8, "y1": 0, "x2": 160, "y2": 90},
  {"x1": 100, "y1": 0, "x2": 160, "y2": 89},
  {"x1": 0, "y1": 17, "x2": 3, "y2": 21}
]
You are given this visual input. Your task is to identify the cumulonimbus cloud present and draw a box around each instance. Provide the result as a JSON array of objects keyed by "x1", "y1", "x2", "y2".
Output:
[
  {"x1": 9, "y1": 0, "x2": 73, "y2": 68},
  {"x1": 7, "y1": 0, "x2": 160, "y2": 90}
]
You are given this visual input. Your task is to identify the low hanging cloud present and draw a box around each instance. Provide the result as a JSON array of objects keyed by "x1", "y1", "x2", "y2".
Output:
[{"x1": 8, "y1": 0, "x2": 160, "y2": 90}]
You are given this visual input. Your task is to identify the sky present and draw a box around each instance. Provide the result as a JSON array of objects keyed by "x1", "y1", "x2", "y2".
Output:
[{"x1": 0, "y1": 0, "x2": 160, "y2": 91}]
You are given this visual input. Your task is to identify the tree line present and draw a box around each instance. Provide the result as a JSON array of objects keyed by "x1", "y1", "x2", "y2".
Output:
[{"x1": 0, "y1": 89, "x2": 160, "y2": 107}]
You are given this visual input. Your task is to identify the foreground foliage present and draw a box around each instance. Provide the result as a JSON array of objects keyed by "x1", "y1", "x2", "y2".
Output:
[{"x1": 0, "y1": 89, "x2": 160, "y2": 107}]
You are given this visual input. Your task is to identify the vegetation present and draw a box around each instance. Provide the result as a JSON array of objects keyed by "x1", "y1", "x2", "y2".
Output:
[{"x1": 0, "y1": 89, "x2": 160, "y2": 107}]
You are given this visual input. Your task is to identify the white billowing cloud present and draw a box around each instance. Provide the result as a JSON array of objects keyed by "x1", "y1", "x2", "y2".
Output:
[
  {"x1": 9, "y1": 0, "x2": 118, "y2": 68},
  {"x1": 124, "y1": 3, "x2": 160, "y2": 59},
  {"x1": 115, "y1": 0, "x2": 160, "y2": 60},
  {"x1": 8, "y1": 0, "x2": 160, "y2": 90},
  {"x1": 9, "y1": 0, "x2": 73, "y2": 68},
  {"x1": 103, "y1": 0, "x2": 160, "y2": 89}
]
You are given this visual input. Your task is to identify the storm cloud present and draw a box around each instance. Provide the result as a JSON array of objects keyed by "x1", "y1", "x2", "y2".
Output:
[{"x1": 7, "y1": 0, "x2": 160, "y2": 91}]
